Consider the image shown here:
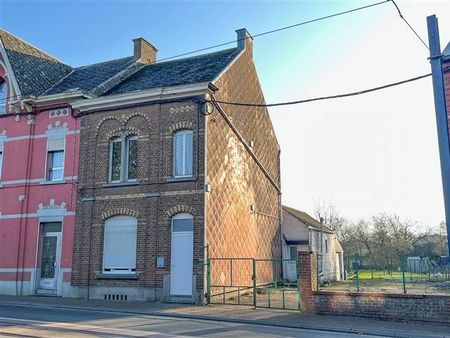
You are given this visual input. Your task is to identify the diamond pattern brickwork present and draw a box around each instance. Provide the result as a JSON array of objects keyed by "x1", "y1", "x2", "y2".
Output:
[{"x1": 206, "y1": 40, "x2": 281, "y2": 286}]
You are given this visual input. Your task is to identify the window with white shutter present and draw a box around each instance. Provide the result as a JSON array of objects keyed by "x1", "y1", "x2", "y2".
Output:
[
  {"x1": 103, "y1": 216, "x2": 137, "y2": 274},
  {"x1": 173, "y1": 130, "x2": 193, "y2": 177},
  {"x1": 46, "y1": 137, "x2": 65, "y2": 181}
]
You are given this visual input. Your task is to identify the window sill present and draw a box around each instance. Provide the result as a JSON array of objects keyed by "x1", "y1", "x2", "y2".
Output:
[
  {"x1": 95, "y1": 272, "x2": 139, "y2": 280},
  {"x1": 102, "y1": 181, "x2": 140, "y2": 188},
  {"x1": 165, "y1": 176, "x2": 196, "y2": 183},
  {"x1": 40, "y1": 180, "x2": 66, "y2": 185}
]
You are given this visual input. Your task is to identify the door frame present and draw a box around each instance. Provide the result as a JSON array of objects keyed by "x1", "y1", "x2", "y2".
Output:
[
  {"x1": 170, "y1": 213, "x2": 194, "y2": 297},
  {"x1": 36, "y1": 224, "x2": 63, "y2": 295}
]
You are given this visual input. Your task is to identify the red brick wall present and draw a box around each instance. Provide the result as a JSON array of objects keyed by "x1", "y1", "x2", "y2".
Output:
[
  {"x1": 313, "y1": 291, "x2": 450, "y2": 323},
  {"x1": 206, "y1": 36, "x2": 281, "y2": 287},
  {"x1": 299, "y1": 251, "x2": 450, "y2": 323},
  {"x1": 444, "y1": 60, "x2": 450, "y2": 135}
]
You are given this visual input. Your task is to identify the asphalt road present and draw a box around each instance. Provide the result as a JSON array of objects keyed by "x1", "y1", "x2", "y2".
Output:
[{"x1": 0, "y1": 304, "x2": 387, "y2": 337}]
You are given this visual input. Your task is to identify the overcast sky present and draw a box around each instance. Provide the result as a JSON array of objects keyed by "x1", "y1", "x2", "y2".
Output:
[{"x1": 1, "y1": 0, "x2": 449, "y2": 228}]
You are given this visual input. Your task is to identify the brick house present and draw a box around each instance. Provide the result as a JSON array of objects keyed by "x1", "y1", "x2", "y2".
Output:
[
  {"x1": 71, "y1": 29, "x2": 281, "y2": 303},
  {"x1": 0, "y1": 29, "x2": 78, "y2": 296},
  {"x1": 0, "y1": 28, "x2": 281, "y2": 303}
]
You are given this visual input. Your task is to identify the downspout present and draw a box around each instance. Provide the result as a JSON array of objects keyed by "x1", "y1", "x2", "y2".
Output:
[
  {"x1": 16, "y1": 112, "x2": 35, "y2": 296},
  {"x1": 86, "y1": 117, "x2": 99, "y2": 300},
  {"x1": 201, "y1": 96, "x2": 209, "y2": 303}
]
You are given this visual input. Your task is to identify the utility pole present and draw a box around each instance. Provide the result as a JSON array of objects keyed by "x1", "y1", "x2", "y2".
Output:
[{"x1": 427, "y1": 15, "x2": 450, "y2": 260}]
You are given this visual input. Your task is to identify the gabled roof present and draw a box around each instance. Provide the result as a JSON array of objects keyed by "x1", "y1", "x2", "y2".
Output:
[
  {"x1": 45, "y1": 56, "x2": 136, "y2": 95},
  {"x1": 283, "y1": 206, "x2": 334, "y2": 234},
  {"x1": 0, "y1": 29, "x2": 242, "y2": 102},
  {"x1": 0, "y1": 28, "x2": 72, "y2": 97},
  {"x1": 106, "y1": 48, "x2": 240, "y2": 95}
]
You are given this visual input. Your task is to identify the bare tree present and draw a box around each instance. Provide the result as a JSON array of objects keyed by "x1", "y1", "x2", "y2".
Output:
[{"x1": 314, "y1": 200, "x2": 346, "y2": 236}]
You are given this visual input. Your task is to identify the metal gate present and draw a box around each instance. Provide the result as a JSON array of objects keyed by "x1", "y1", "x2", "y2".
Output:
[{"x1": 206, "y1": 257, "x2": 300, "y2": 310}]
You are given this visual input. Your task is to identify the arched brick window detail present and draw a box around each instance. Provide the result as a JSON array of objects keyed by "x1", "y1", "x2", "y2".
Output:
[
  {"x1": 101, "y1": 208, "x2": 139, "y2": 220},
  {"x1": 165, "y1": 205, "x2": 195, "y2": 218}
]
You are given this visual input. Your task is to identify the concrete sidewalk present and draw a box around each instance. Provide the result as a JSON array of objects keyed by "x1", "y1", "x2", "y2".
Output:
[{"x1": 0, "y1": 295, "x2": 448, "y2": 338}]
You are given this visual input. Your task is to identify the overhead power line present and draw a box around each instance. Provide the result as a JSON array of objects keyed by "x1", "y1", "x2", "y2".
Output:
[
  {"x1": 390, "y1": 0, "x2": 429, "y2": 50},
  {"x1": 0, "y1": 0, "x2": 433, "y2": 110},
  {"x1": 0, "y1": 0, "x2": 390, "y2": 105},
  {"x1": 0, "y1": 0, "x2": 394, "y2": 106},
  {"x1": 210, "y1": 72, "x2": 434, "y2": 108},
  {"x1": 157, "y1": 0, "x2": 390, "y2": 62}
]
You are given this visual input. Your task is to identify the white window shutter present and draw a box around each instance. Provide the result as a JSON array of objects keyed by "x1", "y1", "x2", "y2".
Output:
[
  {"x1": 47, "y1": 138, "x2": 65, "y2": 151},
  {"x1": 103, "y1": 216, "x2": 137, "y2": 272}
]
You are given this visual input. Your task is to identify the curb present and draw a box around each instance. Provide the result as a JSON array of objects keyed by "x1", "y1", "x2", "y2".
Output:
[{"x1": 0, "y1": 300, "x2": 446, "y2": 338}]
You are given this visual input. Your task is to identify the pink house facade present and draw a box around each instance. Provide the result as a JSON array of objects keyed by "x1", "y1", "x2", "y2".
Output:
[{"x1": 0, "y1": 30, "x2": 79, "y2": 296}]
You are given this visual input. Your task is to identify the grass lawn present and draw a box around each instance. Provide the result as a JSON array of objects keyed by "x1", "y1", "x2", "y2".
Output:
[{"x1": 321, "y1": 269, "x2": 450, "y2": 295}]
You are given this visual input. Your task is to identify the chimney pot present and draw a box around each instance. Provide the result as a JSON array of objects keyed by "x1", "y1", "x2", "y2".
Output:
[{"x1": 133, "y1": 37, "x2": 157, "y2": 64}]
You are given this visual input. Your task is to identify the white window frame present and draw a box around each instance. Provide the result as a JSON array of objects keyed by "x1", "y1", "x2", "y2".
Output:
[
  {"x1": 109, "y1": 135, "x2": 138, "y2": 183},
  {"x1": 0, "y1": 150, "x2": 3, "y2": 180},
  {"x1": 44, "y1": 126, "x2": 67, "y2": 183},
  {"x1": 173, "y1": 130, "x2": 193, "y2": 178},
  {"x1": 103, "y1": 216, "x2": 137, "y2": 274},
  {"x1": 125, "y1": 136, "x2": 138, "y2": 182},
  {"x1": 171, "y1": 213, "x2": 194, "y2": 233},
  {"x1": 0, "y1": 80, "x2": 6, "y2": 115},
  {"x1": 47, "y1": 150, "x2": 65, "y2": 182},
  {"x1": 109, "y1": 137, "x2": 123, "y2": 183}
]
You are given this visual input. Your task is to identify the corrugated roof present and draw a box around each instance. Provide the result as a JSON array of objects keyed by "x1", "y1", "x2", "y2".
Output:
[
  {"x1": 0, "y1": 29, "x2": 72, "y2": 96},
  {"x1": 45, "y1": 56, "x2": 136, "y2": 95},
  {"x1": 106, "y1": 48, "x2": 240, "y2": 95},
  {"x1": 283, "y1": 206, "x2": 334, "y2": 233}
]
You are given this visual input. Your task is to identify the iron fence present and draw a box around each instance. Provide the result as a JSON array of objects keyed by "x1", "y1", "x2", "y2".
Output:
[
  {"x1": 319, "y1": 254, "x2": 450, "y2": 295},
  {"x1": 206, "y1": 257, "x2": 300, "y2": 310}
]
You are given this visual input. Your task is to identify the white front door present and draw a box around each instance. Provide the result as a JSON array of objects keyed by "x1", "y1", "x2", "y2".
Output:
[
  {"x1": 39, "y1": 232, "x2": 61, "y2": 290},
  {"x1": 170, "y1": 214, "x2": 194, "y2": 296}
]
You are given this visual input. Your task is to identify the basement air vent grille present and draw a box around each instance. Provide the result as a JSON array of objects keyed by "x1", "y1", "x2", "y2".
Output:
[{"x1": 104, "y1": 294, "x2": 128, "y2": 301}]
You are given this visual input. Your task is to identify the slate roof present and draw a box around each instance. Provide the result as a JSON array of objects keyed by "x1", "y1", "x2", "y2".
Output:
[
  {"x1": 45, "y1": 56, "x2": 136, "y2": 95},
  {"x1": 1, "y1": 29, "x2": 241, "y2": 100},
  {"x1": 0, "y1": 29, "x2": 72, "y2": 97},
  {"x1": 283, "y1": 206, "x2": 334, "y2": 234},
  {"x1": 106, "y1": 48, "x2": 240, "y2": 95}
]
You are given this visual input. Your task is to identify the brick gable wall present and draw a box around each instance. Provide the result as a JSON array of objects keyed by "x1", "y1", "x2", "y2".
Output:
[{"x1": 206, "y1": 37, "x2": 282, "y2": 285}]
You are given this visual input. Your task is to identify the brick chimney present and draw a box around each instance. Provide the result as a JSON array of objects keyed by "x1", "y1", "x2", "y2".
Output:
[
  {"x1": 133, "y1": 37, "x2": 157, "y2": 64},
  {"x1": 236, "y1": 28, "x2": 253, "y2": 58}
]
